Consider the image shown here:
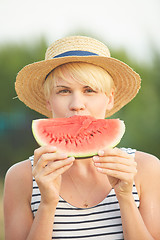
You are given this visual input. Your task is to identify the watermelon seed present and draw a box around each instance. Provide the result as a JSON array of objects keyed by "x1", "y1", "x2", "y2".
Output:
[{"x1": 97, "y1": 130, "x2": 102, "y2": 133}]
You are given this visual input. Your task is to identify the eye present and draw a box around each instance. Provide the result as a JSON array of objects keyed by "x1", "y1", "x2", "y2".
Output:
[
  {"x1": 84, "y1": 87, "x2": 97, "y2": 93},
  {"x1": 56, "y1": 89, "x2": 71, "y2": 94}
]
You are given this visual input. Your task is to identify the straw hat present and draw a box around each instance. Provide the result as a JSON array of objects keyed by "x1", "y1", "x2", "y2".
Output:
[{"x1": 15, "y1": 35, "x2": 141, "y2": 117}]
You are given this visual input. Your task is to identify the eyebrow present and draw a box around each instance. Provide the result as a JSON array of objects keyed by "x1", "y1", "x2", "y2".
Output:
[
  {"x1": 55, "y1": 85, "x2": 70, "y2": 88},
  {"x1": 55, "y1": 85, "x2": 92, "y2": 89}
]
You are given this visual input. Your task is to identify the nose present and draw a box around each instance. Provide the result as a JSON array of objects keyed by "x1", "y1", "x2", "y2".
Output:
[{"x1": 69, "y1": 92, "x2": 85, "y2": 112}]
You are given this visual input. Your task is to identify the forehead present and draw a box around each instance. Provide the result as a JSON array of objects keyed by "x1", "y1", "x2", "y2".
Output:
[
  {"x1": 52, "y1": 62, "x2": 107, "y2": 91},
  {"x1": 54, "y1": 77, "x2": 88, "y2": 88}
]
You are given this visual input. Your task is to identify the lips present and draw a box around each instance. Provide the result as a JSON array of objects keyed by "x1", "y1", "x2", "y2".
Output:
[{"x1": 66, "y1": 114, "x2": 90, "y2": 118}]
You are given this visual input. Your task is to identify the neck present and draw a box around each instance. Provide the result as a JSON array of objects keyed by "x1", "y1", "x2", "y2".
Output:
[
  {"x1": 60, "y1": 156, "x2": 111, "y2": 209},
  {"x1": 68, "y1": 157, "x2": 96, "y2": 178}
]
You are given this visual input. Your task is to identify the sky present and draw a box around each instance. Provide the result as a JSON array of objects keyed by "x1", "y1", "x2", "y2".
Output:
[{"x1": 0, "y1": 0, "x2": 160, "y2": 63}]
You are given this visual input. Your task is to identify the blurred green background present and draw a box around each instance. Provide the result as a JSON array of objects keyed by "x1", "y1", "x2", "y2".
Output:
[
  {"x1": 0, "y1": 36, "x2": 159, "y2": 180},
  {"x1": 0, "y1": 35, "x2": 160, "y2": 238},
  {"x1": 1, "y1": 0, "x2": 160, "y2": 238}
]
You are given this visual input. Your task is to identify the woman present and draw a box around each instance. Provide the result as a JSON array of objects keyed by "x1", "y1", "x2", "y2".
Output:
[{"x1": 3, "y1": 36, "x2": 160, "y2": 239}]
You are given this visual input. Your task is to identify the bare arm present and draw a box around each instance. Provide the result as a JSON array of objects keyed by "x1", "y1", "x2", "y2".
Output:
[
  {"x1": 117, "y1": 151, "x2": 160, "y2": 240},
  {"x1": 93, "y1": 148, "x2": 160, "y2": 240},
  {"x1": 3, "y1": 160, "x2": 34, "y2": 240},
  {"x1": 135, "y1": 151, "x2": 160, "y2": 239},
  {"x1": 3, "y1": 146, "x2": 75, "y2": 240}
]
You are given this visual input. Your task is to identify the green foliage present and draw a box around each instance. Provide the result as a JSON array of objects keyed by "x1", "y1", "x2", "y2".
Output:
[
  {"x1": 0, "y1": 37, "x2": 159, "y2": 178},
  {"x1": 0, "y1": 37, "x2": 47, "y2": 112},
  {"x1": 0, "y1": 38, "x2": 47, "y2": 176},
  {"x1": 110, "y1": 47, "x2": 160, "y2": 157}
]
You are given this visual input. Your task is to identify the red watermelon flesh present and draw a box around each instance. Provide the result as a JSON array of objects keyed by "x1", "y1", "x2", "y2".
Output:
[{"x1": 32, "y1": 115, "x2": 125, "y2": 158}]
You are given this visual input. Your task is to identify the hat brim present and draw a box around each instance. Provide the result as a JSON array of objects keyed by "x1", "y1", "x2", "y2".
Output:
[{"x1": 15, "y1": 55, "x2": 141, "y2": 118}]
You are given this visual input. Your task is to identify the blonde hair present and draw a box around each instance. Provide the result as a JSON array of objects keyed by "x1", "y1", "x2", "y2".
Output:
[{"x1": 43, "y1": 62, "x2": 115, "y2": 100}]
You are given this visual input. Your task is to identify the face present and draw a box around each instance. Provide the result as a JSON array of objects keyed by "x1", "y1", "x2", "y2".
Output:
[{"x1": 47, "y1": 76, "x2": 114, "y2": 119}]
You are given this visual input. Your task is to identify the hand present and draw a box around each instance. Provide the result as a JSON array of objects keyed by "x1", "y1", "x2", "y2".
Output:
[
  {"x1": 93, "y1": 147, "x2": 137, "y2": 199},
  {"x1": 32, "y1": 146, "x2": 75, "y2": 206}
]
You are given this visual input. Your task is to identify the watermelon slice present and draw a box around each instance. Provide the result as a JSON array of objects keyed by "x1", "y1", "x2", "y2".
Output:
[{"x1": 32, "y1": 115, "x2": 125, "y2": 158}]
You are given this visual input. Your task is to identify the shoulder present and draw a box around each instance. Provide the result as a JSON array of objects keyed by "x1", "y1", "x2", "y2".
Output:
[
  {"x1": 135, "y1": 151, "x2": 160, "y2": 174},
  {"x1": 4, "y1": 159, "x2": 33, "y2": 203},
  {"x1": 5, "y1": 159, "x2": 32, "y2": 183},
  {"x1": 135, "y1": 151, "x2": 160, "y2": 197}
]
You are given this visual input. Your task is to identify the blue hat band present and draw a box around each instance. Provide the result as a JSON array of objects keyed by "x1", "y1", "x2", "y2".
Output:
[
  {"x1": 53, "y1": 50, "x2": 98, "y2": 58},
  {"x1": 45, "y1": 50, "x2": 99, "y2": 80}
]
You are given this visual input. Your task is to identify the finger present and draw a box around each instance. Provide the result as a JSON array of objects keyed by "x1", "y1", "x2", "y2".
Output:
[
  {"x1": 94, "y1": 161, "x2": 137, "y2": 174},
  {"x1": 96, "y1": 168, "x2": 137, "y2": 182},
  {"x1": 32, "y1": 152, "x2": 68, "y2": 176},
  {"x1": 43, "y1": 157, "x2": 75, "y2": 176},
  {"x1": 33, "y1": 161, "x2": 74, "y2": 189},
  {"x1": 93, "y1": 155, "x2": 135, "y2": 166},
  {"x1": 98, "y1": 147, "x2": 133, "y2": 159},
  {"x1": 45, "y1": 162, "x2": 74, "y2": 180},
  {"x1": 33, "y1": 145, "x2": 57, "y2": 166},
  {"x1": 38, "y1": 152, "x2": 68, "y2": 168}
]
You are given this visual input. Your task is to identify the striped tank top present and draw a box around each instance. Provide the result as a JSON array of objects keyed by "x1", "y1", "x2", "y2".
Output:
[{"x1": 30, "y1": 148, "x2": 140, "y2": 240}]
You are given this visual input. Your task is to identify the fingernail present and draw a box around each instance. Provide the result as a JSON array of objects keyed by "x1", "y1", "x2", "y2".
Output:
[
  {"x1": 61, "y1": 153, "x2": 68, "y2": 158},
  {"x1": 94, "y1": 162, "x2": 100, "y2": 166},
  {"x1": 68, "y1": 156, "x2": 75, "y2": 161},
  {"x1": 93, "y1": 156, "x2": 99, "y2": 161},
  {"x1": 98, "y1": 150, "x2": 104, "y2": 156},
  {"x1": 97, "y1": 167, "x2": 103, "y2": 172}
]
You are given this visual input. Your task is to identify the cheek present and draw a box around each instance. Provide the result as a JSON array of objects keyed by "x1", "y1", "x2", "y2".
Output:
[
  {"x1": 98, "y1": 95, "x2": 112, "y2": 113},
  {"x1": 49, "y1": 98, "x2": 68, "y2": 118},
  {"x1": 96, "y1": 95, "x2": 109, "y2": 108},
  {"x1": 96, "y1": 100, "x2": 108, "y2": 114},
  {"x1": 88, "y1": 96, "x2": 109, "y2": 118}
]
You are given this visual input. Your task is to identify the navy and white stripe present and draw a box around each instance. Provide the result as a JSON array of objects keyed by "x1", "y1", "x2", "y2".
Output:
[{"x1": 30, "y1": 148, "x2": 139, "y2": 240}]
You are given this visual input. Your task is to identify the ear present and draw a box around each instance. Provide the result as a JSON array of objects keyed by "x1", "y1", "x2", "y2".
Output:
[
  {"x1": 106, "y1": 89, "x2": 114, "y2": 110},
  {"x1": 46, "y1": 100, "x2": 52, "y2": 111}
]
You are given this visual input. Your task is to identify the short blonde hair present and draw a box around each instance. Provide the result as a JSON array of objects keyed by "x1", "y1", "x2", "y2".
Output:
[{"x1": 43, "y1": 62, "x2": 115, "y2": 100}]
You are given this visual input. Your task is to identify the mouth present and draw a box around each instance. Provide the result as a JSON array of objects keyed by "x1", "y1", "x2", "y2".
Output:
[{"x1": 67, "y1": 114, "x2": 90, "y2": 118}]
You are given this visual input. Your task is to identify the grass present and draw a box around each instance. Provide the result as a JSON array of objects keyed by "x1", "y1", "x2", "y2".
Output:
[{"x1": 0, "y1": 179, "x2": 5, "y2": 240}]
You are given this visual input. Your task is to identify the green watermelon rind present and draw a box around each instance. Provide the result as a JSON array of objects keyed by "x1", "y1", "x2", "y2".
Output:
[{"x1": 32, "y1": 118, "x2": 125, "y2": 158}]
